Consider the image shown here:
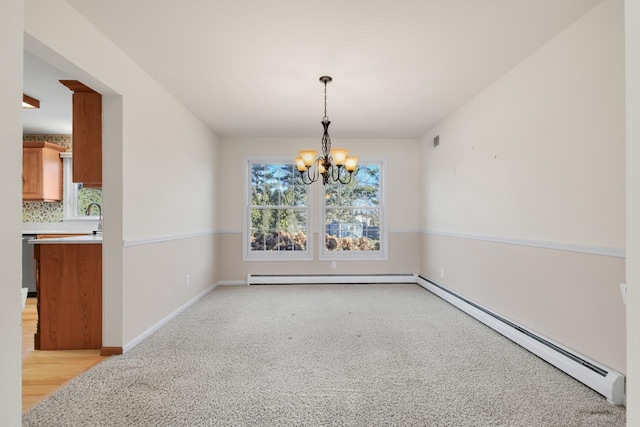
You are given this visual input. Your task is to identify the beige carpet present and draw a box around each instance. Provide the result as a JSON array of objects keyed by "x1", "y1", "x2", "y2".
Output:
[{"x1": 23, "y1": 283, "x2": 625, "y2": 426}]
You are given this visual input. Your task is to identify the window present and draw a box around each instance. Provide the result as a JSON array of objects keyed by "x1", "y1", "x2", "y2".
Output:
[
  {"x1": 244, "y1": 159, "x2": 311, "y2": 261},
  {"x1": 322, "y1": 159, "x2": 386, "y2": 260},
  {"x1": 61, "y1": 153, "x2": 102, "y2": 221}
]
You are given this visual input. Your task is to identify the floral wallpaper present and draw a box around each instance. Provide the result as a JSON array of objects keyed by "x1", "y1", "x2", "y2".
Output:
[
  {"x1": 22, "y1": 134, "x2": 103, "y2": 223},
  {"x1": 78, "y1": 187, "x2": 103, "y2": 215},
  {"x1": 23, "y1": 134, "x2": 72, "y2": 151},
  {"x1": 22, "y1": 200, "x2": 64, "y2": 223}
]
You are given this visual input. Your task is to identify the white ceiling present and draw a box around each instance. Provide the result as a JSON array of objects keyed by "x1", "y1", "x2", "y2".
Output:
[
  {"x1": 28, "y1": 0, "x2": 605, "y2": 138},
  {"x1": 23, "y1": 51, "x2": 73, "y2": 135}
]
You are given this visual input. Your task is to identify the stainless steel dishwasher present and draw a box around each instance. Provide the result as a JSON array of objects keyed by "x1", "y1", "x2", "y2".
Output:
[{"x1": 22, "y1": 234, "x2": 37, "y2": 296}]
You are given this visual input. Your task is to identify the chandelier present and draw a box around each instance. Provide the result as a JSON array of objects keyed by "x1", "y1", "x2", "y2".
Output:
[{"x1": 295, "y1": 76, "x2": 358, "y2": 185}]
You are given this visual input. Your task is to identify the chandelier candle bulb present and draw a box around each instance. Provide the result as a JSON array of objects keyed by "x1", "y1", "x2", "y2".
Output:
[
  {"x1": 331, "y1": 148, "x2": 349, "y2": 166},
  {"x1": 294, "y1": 157, "x2": 307, "y2": 172},
  {"x1": 345, "y1": 156, "x2": 358, "y2": 172},
  {"x1": 317, "y1": 159, "x2": 326, "y2": 174},
  {"x1": 299, "y1": 150, "x2": 317, "y2": 167}
]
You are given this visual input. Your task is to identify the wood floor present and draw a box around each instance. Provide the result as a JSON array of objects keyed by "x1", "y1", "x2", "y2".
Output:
[{"x1": 22, "y1": 297, "x2": 106, "y2": 413}]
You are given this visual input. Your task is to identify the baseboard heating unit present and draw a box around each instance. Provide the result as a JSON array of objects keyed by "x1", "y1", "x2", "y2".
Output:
[
  {"x1": 415, "y1": 275, "x2": 625, "y2": 405},
  {"x1": 247, "y1": 273, "x2": 416, "y2": 286}
]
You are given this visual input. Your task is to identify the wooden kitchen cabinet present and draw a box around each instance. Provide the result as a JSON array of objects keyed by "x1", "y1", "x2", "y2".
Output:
[
  {"x1": 60, "y1": 80, "x2": 102, "y2": 187},
  {"x1": 34, "y1": 243, "x2": 102, "y2": 350},
  {"x1": 22, "y1": 142, "x2": 65, "y2": 202}
]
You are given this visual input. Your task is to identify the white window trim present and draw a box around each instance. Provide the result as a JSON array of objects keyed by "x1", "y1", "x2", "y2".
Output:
[
  {"x1": 61, "y1": 153, "x2": 99, "y2": 222},
  {"x1": 319, "y1": 157, "x2": 388, "y2": 261},
  {"x1": 243, "y1": 156, "x2": 314, "y2": 262}
]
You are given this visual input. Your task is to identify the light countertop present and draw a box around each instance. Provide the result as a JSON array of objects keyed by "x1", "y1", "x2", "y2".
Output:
[
  {"x1": 22, "y1": 221, "x2": 100, "y2": 235},
  {"x1": 29, "y1": 234, "x2": 102, "y2": 245}
]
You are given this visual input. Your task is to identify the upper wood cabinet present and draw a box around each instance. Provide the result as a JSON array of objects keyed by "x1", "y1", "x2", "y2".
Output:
[
  {"x1": 22, "y1": 142, "x2": 65, "y2": 202},
  {"x1": 60, "y1": 80, "x2": 102, "y2": 188}
]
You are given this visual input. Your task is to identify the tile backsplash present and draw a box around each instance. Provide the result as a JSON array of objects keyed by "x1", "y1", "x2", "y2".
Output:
[
  {"x1": 23, "y1": 134, "x2": 72, "y2": 150},
  {"x1": 23, "y1": 200, "x2": 64, "y2": 223}
]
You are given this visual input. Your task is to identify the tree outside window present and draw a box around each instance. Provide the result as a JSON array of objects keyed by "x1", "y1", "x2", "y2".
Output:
[
  {"x1": 248, "y1": 162, "x2": 309, "y2": 254},
  {"x1": 323, "y1": 162, "x2": 384, "y2": 255}
]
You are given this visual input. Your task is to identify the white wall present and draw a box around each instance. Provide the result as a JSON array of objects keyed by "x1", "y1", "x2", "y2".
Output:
[
  {"x1": 215, "y1": 137, "x2": 420, "y2": 279},
  {"x1": 420, "y1": 0, "x2": 624, "y2": 247},
  {"x1": 122, "y1": 235, "x2": 217, "y2": 345},
  {"x1": 625, "y1": 0, "x2": 640, "y2": 420},
  {"x1": 24, "y1": 0, "x2": 220, "y2": 350},
  {"x1": 0, "y1": 0, "x2": 24, "y2": 424},
  {"x1": 419, "y1": 0, "x2": 626, "y2": 373}
]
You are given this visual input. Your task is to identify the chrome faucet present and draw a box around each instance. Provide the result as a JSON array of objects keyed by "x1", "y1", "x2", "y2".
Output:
[{"x1": 86, "y1": 202, "x2": 103, "y2": 232}]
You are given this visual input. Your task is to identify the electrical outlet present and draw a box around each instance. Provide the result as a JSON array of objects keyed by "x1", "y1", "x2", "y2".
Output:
[
  {"x1": 440, "y1": 268, "x2": 445, "y2": 278},
  {"x1": 185, "y1": 274, "x2": 190, "y2": 286},
  {"x1": 331, "y1": 261, "x2": 337, "y2": 269}
]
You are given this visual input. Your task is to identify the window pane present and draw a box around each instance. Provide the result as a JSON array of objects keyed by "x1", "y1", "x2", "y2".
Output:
[
  {"x1": 352, "y1": 165, "x2": 380, "y2": 207},
  {"x1": 277, "y1": 164, "x2": 293, "y2": 207},
  {"x1": 292, "y1": 184, "x2": 306, "y2": 206},
  {"x1": 358, "y1": 209, "x2": 381, "y2": 250},
  {"x1": 325, "y1": 208, "x2": 381, "y2": 252},
  {"x1": 250, "y1": 208, "x2": 307, "y2": 251},
  {"x1": 250, "y1": 229, "x2": 267, "y2": 251},
  {"x1": 323, "y1": 162, "x2": 382, "y2": 254},
  {"x1": 265, "y1": 164, "x2": 279, "y2": 203},
  {"x1": 248, "y1": 160, "x2": 310, "y2": 257},
  {"x1": 278, "y1": 208, "x2": 307, "y2": 235},
  {"x1": 325, "y1": 181, "x2": 347, "y2": 206},
  {"x1": 251, "y1": 163, "x2": 268, "y2": 206}
]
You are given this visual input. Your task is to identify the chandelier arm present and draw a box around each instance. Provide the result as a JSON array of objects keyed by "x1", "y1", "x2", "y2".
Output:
[
  {"x1": 338, "y1": 171, "x2": 354, "y2": 184},
  {"x1": 331, "y1": 166, "x2": 354, "y2": 185},
  {"x1": 299, "y1": 171, "x2": 310, "y2": 185},
  {"x1": 309, "y1": 164, "x2": 318, "y2": 183},
  {"x1": 299, "y1": 165, "x2": 319, "y2": 185},
  {"x1": 300, "y1": 172, "x2": 318, "y2": 185},
  {"x1": 300, "y1": 172, "x2": 311, "y2": 185},
  {"x1": 329, "y1": 165, "x2": 342, "y2": 181}
]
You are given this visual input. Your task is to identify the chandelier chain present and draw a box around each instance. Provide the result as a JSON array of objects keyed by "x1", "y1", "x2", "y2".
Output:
[{"x1": 323, "y1": 80, "x2": 328, "y2": 120}]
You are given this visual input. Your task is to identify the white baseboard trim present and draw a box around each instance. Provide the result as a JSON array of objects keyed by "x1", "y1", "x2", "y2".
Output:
[
  {"x1": 415, "y1": 275, "x2": 625, "y2": 406},
  {"x1": 218, "y1": 280, "x2": 247, "y2": 286},
  {"x1": 122, "y1": 282, "x2": 219, "y2": 353}
]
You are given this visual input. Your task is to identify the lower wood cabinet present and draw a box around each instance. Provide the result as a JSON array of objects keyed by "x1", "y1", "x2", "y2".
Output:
[{"x1": 35, "y1": 244, "x2": 102, "y2": 350}]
